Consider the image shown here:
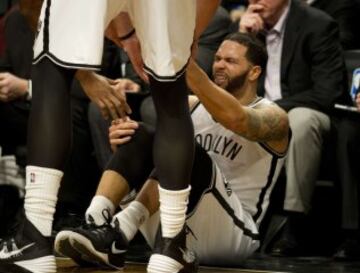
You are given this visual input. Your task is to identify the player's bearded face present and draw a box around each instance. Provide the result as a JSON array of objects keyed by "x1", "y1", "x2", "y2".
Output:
[{"x1": 213, "y1": 68, "x2": 250, "y2": 94}]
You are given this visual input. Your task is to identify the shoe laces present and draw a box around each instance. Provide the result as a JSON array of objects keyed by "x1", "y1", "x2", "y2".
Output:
[
  {"x1": 82, "y1": 209, "x2": 115, "y2": 238},
  {"x1": 83, "y1": 208, "x2": 112, "y2": 229}
]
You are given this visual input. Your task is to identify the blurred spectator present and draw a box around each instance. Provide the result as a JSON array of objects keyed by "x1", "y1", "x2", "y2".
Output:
[
  {"x1": 0, "y1": 0, "x2": 101, "y2": 234},
  {"x1": 0, "y1": 1, "x2": 34, "y2": 181},
  {"x1": 308, "y1": 0, "x2": 360, "y2": 50},
  {"x1": 0, "y1": 0, "x2": 35, "y2": 238},
  {"x1": 332, "y1": 92, "x2": 360, "y2": 260},
  {"x1": 239, "y1": 0, "x2": 350, "y2": 256}
]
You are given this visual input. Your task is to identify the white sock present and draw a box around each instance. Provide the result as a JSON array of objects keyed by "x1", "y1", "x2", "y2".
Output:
[
  {"x1": 85, "y1": 195, "x2": 115, "y2": 226},
  {"x1": 24, "y1": 166, "x2": 63, "y2": 237},
  {"x1": 158, "y1": 185, "x2": 191, "y2": 238},
  {"x1": 112, "y1": 201, "x2": 149, "y2": 241}
]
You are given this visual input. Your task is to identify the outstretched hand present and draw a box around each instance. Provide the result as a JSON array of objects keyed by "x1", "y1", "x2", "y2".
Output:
[{"x1": 77, "y1": 71, "x2": 132, "y2": 120}]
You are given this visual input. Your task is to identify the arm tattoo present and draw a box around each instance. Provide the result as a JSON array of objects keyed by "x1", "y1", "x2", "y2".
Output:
[{"x1": 245, "y1": 107, "x2": 287, "y2": 142}]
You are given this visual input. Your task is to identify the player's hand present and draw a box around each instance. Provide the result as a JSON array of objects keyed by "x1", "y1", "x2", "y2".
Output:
[
  {"x1": 356, "y1": 93, "x2": 360, "y2": 111},
  {"x1": 113, "y1": 78, "x2": 141, "y2": 93},
  {"x1": 77, "y1": 71, "x2": 131, "y2": 120},
  {"x1": 109, "y1": 117, "x2": 139, "y2": 148},
  {"x1": 0, "y1": 72, "x2": 28, "y2": 102},
  {"x1": 186, "y1": 58, "x2": 208, "y2": 92},
  {"x1": 239, "y1": 4, "x2": 265, "y2": 34},
  {"x1": 121, "y1": 34, "x2": 149, "y2": 83}
]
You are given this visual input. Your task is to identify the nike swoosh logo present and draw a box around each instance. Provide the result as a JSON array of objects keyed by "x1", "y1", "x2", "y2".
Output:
[
  {"x1": 111, "y1": 242, "x2": 126, "y2": 254},
  {"x1": 0, "y1": 243, "x2": 35, "y2": 259}
]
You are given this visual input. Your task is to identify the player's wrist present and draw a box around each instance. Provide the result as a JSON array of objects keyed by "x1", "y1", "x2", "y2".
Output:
[{"x1": 118, "y1": 28, "x2": 135, "y2": 42}]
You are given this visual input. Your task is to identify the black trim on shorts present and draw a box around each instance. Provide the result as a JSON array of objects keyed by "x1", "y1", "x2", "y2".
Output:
[
  {"x1": 144, "y1": 62, "x2": 188, "y2": 82},
  {"x1": 212, "y1": 185, "x2": 260, "y2": 241},
  {"x1": 44, "y1": 0, "x2": 51, "y2": 52},
  {"x1": 33, "y1": 53, "x2": 102, "y2": 70},
  {"x1": 253, "y1": 156, "x2": 278, "y2": 222}
]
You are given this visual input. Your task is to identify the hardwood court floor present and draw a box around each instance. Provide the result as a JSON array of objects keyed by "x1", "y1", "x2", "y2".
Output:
[{"x1": 57, "y1": 258, "x2": 284, "y2": 273}]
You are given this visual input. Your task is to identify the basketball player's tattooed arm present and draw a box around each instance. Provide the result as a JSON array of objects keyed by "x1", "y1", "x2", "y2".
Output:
[
  {"x1": 186, "y1": 59, "x2": 289, "y2": 153},
  {"x1": 243, "y1": 105, "x2": 289, "y2": 143},
  {"x1": 76, "y1": 70, "x2": 131, "y2": 120}
]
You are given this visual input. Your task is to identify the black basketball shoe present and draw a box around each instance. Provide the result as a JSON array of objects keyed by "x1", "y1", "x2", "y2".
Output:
[
  {"x1": 54, "y1": 228, "x2": 94, "y2": 267},
  {"x1": 148, "y1": 226, "x2": 198, "y2": 273},
  {"x1": 57, "y1": 212, "x2": 129, "y2": 270},
  {"x1": 0, "y1": 214, "x2": 56, "y2": 273}
]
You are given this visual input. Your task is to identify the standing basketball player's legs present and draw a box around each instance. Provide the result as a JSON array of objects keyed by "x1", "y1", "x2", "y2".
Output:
[
  {"x1": 124, "y1": 0, "x2": 220, "y2": 271},
  {"x1": 0, "y1": 58, "x2": 75, "y2": 273},
  {"x1": 147, "y1": 75, "x2": 195, "y2": 273}
]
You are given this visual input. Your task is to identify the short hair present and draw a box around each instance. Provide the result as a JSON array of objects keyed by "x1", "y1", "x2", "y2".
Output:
[{"x1": 224, "y1": 33, "x2": 268, "y2": 70}]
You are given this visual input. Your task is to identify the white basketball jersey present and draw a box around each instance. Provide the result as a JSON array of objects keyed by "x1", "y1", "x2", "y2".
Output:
[{"x1": 191, "y1": 98, "x2": 286, "y2": 225}]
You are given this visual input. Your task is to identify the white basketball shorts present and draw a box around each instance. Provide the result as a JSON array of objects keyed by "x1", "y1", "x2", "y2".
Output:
[{"x1": 33, "y1": 0, "x2": 196, "y2": 80}]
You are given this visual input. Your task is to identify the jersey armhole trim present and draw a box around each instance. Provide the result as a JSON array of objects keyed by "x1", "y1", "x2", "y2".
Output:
[{"x1": 259, "y1": 129, "x2": 292, "y2": 158}]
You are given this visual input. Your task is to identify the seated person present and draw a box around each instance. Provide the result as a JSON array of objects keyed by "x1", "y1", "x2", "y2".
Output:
[
  {"x1": 0, "y1": 0, "x2": 41, "y2": 238},
  {"x1": 239, "y1": 0, "x2": 350, "y2": 256},
  {"x1": 54, "y1": 33, "x2": 290, "y2": 270},
  {"x1": 332, "y1": 92, "x2": 360, "y2": 260},
  {"x1": 0, "y1": 0, "x2": 35, "y2": 163}
]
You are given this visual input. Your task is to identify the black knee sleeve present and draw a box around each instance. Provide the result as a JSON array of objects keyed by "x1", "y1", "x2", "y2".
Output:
[
  {"x1": 150, "y1": 75, "x2": 195, "y2": 190},
  {"x1": 106, "y1": 123, "x2": 155, "y2": 191},
  {"x1": 27, "y1": 58, "x2": 75, "y2": 169}
]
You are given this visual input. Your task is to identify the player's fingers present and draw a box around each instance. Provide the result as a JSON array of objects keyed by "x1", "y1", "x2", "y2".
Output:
[
  {"x1": 124, "y1": 82, "x2": 141, "y2": 93},
  {"x1": 110, "y1": 136, "x2": 132, "y2": 145},
  {"x1": 111, "y1": 88, "x2": 132, "y2": 115},
  {"x1": 0, "y1": 85, "x2": 9, "y2": 94},
  {"x1": 108, "y1": 93, "x2": 127, "y2": 119},
  {"x1": 109, "y1": 121, "x2": 138, "y2": 134},
  {"x1": 0, "y1": 79, "x2": 7, "y2": 87},
  {"x1": 96, "y1": 99, "x2": 110, "y2": 120},
  {"x1": 104, "y1": 97, "x2": 121, "y2": 120},
  {"x1": 110, "y1": 128, "x2": 136, "y2": 138},
  {"x1": 247, "y1": 4, "x2": 264, "y2": 13}
]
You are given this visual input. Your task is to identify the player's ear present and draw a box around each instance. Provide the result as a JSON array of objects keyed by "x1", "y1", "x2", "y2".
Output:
[{"x1": 248, "y1": 66, "x2": 261, "y2": 81}]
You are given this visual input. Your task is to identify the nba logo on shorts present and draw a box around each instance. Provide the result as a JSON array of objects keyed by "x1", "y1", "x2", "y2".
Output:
[{"x1": 30, "y1": 173, "x2": 35, "y2": 183}]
